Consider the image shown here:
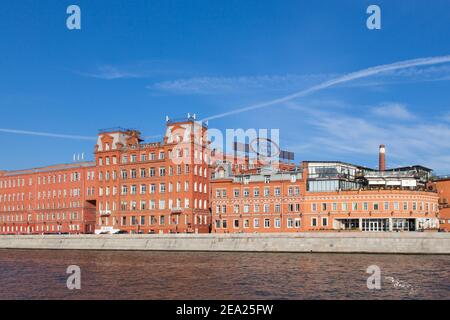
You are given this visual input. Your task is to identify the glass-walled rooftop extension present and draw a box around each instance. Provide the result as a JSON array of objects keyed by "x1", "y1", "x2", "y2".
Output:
[
  {"x1": 306, "y1": 162, "x2": 364, "y2": 192},
  {"x1": 305, "y1": 161, "x2": 434, "y2": 193}
]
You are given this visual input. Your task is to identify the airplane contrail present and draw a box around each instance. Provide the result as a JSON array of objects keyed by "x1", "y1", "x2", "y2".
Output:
[
  {"x1": 202, "y1": 55, "x2": 450, "y2": 121},
  {"x1": 0, "y1": 128, "x2": 96, "y2": 141},
  {"x1": 2, "y1": 56, "x2": 449, "y2": 140}
]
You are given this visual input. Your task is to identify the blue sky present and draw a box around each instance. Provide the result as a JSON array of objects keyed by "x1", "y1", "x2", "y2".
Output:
[{"x1": 0, "y1": 0, "x2": 450, "y2": 173}]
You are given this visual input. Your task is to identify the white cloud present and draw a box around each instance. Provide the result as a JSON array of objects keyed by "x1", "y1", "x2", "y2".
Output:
[
  {"x1": 76, "y1": 65, "x2": 142, "y2": 80},
  {"x1": 202, "y1": 55, "x2": 450, "y2": 121},
  {"x1": 371, "y1": 103, "x2": 415, "y2": 120},
  {"x1": 286, "y1": 102, "x2": 450, "y2": 173},
  {"x1": 0, "y1": 128, "x2": 96, "y2": 141},
  {"x1": 443, "y1": 112, "x2": 450, "y2": 122},
  {"x1": 75, "y1": 60, "x2": 183, "y2": 80},
  {"x1": 149, "y1": 74, "x2": 334, "y2": 95},
  {"x1": 151, "y1": 59, "x2": 450, "y2": 97}
]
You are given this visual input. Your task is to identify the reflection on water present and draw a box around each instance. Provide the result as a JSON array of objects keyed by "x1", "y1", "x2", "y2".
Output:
[{"x1": 0, "y1": 250, "x2": 448, "y2": 300}]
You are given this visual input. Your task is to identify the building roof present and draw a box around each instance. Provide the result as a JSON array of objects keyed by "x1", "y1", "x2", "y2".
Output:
[
  {"x1": 384, "y1": 165, "x2": 433, "y2": 173},
  {"x1": 98, "y1": 127, "x2": 139, "y2": 134},
  {"x1": 166, "y1": 115, "x2": 208, "y2": 128},
  {"x1": 0, "y1": 162, "x2": 96, "y2": 177},
  {"x1": 302, "y1": 160, "x2": 374, "y2": 171},
  {"x1": 433, "y1": 175, "x2": 450, "y2": 182},
  {"x1": 303, "y1": 161, "x2": 433, "y2": 173}
]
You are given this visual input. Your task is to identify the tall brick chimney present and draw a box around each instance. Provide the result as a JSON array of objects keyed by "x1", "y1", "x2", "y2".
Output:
[{"x1": 379, "y1": 144, "x2": 386, "y2": 171}]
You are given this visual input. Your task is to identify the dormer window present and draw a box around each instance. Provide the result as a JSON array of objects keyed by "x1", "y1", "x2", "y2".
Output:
[{"x1": 105, "y1": 143, "x2": 110, "y2": 151}]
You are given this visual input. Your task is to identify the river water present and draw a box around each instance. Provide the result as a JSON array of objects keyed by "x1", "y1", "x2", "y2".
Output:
[{"x1": 0, "y1": 250, "x2": 448, "y2": 300}]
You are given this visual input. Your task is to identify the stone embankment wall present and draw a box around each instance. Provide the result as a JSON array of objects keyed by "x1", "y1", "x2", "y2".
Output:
[{"x1": 0, "y1": 232, "x2": 449, "y2": 254}]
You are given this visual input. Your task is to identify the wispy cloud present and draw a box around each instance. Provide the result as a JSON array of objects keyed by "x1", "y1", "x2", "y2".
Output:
[
  {"x1": 371, "y1": 103, "x2": 415, "y2": 120},
  {"x1": 0, "y1": 128, "x2": 163, "y2": 143},
  {"x1": 286, "y1": 102, "x2": 450, "y2": 173},
  {"x1": 202, "y1": 55, "x2": 450, "y2": 121},
  {"x1": 0, "y1": 129, "x2": 96, "y2": 141},
  {"x1": 149, "y1": 74, "x2": 334, "y2": 95},
  {"x1": 149, "y1": 57, "x2": 450, "y2": 97},
  {"x1": 74, "y1": 60, "x2": 185, "y2": 80},
  {"x1": 344, "y1": 64, "x2": 450, "y2": 88},
  {"x1": 76, "y1": 65, "x2": 142, "y2": 80},
  {"x1": 443, "y1": 112, "x2": 450, "y2": 122}
]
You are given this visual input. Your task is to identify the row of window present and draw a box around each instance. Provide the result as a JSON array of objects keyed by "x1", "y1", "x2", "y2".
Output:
[
  {"x1": 98, "y1": 151, "x2": 165, "y2": 165},
  {"x1": 0, "y1": 212, "x2": 80, "y2": 223},
  {"x1": 215, "y1": 217, "x2": 302, "y2": 229},
  {"x1": 215, "y1": 216, "x2": 328, "y2": 229},
  {"x1": 214, "y1": 186, "x2": 300, "y2": 198},
  {"x1": 0, "y1": 224, "x2": 81, "y2": 234},
  {"x1": 99, "y1": 165, "x2": 207, "y2": 181},
  {"x1": 99, "y1": 214, "x2": 208, "y2": 227},
  {"x1": 0, "y1": 188, "x2": 82, "y2": 203},
  {"x1": 0, "y1": 172, "x2": 83, "y2": 190},
  {"x1": 98, "y1": 148, "x2": 209, "y2": 166},
  {"x1": 1, "y1": 224, "x2": 81, "y2": 233},
  {"x1": 2, "y1": 201, "x2": 82, "y2": 212},
  {"x1": 99, "y1": 198, "x2": 208, "y2": 211},
  {"x1": 310, "y1": 201, "x2": 439, "y2": 213},
  {"x1": 112, "y1": 182, "x2": 207, "y2": 196},
  {"x1": 215, "y1": 203, "x2": 301, "y2": 214}
]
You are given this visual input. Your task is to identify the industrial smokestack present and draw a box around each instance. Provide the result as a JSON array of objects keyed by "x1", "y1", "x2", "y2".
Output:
[{"x1": 379, "y1": 144, "x2": 386, "y2": 171}]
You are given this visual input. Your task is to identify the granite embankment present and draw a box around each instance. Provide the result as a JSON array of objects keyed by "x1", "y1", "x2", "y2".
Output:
[{"x1": 0, "y1": 232, "x2": 449, "y2": 254}]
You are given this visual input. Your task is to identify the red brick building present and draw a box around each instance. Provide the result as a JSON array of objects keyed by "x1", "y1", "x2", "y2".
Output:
[
  {"x1": 0, "y1": 117, "x2": 445, "y2": 235},
  {"x1": 94, "y1": 116, "x2": 211, "y2": 234},
  {"x1": 211, "y1": 162, "x2": 304, "y2": 233},
  {"x1": 210, "y1": 156, "x2": 440, "y2": 233},
  {"x1": 0, "y1": 162, "x2": 96, "y2": 235},
  {"x1": 431, "y1": 177, "x2": 450, "y2": 232}
]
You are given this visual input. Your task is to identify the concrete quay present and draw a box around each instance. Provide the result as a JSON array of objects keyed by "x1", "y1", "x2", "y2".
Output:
[{"x1": 0, "y1": 232, "x2": 449, "y2": 254}]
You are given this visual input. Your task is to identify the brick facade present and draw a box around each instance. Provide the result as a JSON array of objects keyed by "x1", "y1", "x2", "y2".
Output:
[
  {"x1": 0, "y1": 115, "x2": 446, "y2": 235},
  {"x1": 0, "y1": 163, "x2": 96, "y2": 235},
  {"x1": 431, "y1": 178, "x2": 450, "y2": 232},
  {"x1": 210, "y1": 163, "x2": 440, "y2": 233},
  {"x1": 94, "y1": 118, "x2": 211, "y2": 234}
]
